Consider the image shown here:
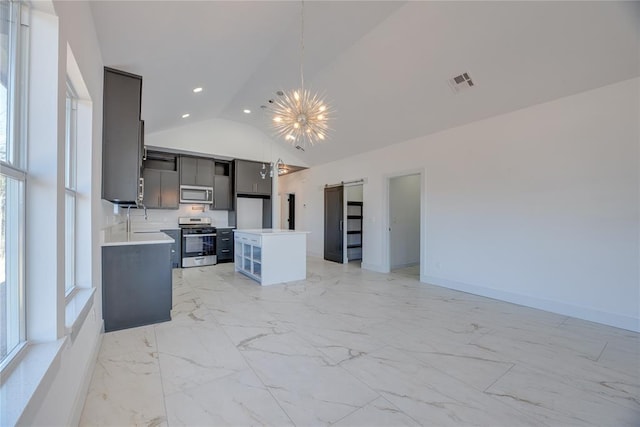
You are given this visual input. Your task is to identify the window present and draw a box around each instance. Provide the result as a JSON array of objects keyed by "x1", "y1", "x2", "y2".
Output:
[
  {"x1": 65, "y1": 82, "x2": 77, "y2": 295},
  {"x1": 0, "y1": 0, "x2": 28, "y2": 367}
]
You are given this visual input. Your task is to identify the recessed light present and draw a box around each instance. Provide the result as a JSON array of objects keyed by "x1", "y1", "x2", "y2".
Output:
[
  {"x1": 193, "y1": 87, "x2": 203, "y2": 93},
  {"x1": 182, "y1": 113, "x2": 190, "y2": 118},
  {"x1": 243, "y1": 109, "x2": 251, "y2": 114}
]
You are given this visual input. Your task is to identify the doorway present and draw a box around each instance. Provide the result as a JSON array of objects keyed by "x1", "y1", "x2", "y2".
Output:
[
  {"x1": 345, "y1": 184, "x2": 363, "y2": 265},
  {"x1": 324, "y1": 185, "x2": 344, "y2": 263},
  {"x1": 388, "y1": 174, "x2": 421, "y2": 278},
  {"x1": 281, "y1": 193, "x2": 296, "y2": 230}
]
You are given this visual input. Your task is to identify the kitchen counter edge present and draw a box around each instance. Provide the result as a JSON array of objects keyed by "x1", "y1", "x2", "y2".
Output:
[
  {"x1": 101, "y1": 231, "x2": 175, "y2": 247},
  {"x1": 233, "y1": 229, "x2": 310, "y2": 236}
]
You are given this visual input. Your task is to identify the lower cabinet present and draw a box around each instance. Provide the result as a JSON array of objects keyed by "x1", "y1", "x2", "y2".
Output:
[
  {"x1": 102, "y1": 243, "x2": 172, "y2": 332},
  {"x1": 234, "y1": 231, "x2": 307, "y2": 286},
  {"x1": 216, "y1": 227, "x2": 234, "y2": 263},
  {"x1": 235, "y1": 233, "x2": 262, "y2": 281},
  {"x1": 161, "y1": 229, "x2": 181, "y2": 268}
]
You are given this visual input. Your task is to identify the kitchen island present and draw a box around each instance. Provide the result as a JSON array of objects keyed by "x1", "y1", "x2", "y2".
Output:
[
  {"x1": 234, "y1": 229, "x2": 309, "y2": 286},
  {"x1": 101, "y1": 227, "x2": 174, "y2": 332}
]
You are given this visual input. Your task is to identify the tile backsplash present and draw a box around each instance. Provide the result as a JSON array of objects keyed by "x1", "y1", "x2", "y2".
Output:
[{"x1": 121, "y1": 204, "x2": 231, "y2": 228}]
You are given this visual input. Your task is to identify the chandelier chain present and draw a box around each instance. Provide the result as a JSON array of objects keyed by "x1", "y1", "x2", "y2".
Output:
[
  {"x1": 300, "y1": 0, "x2": 305, "y2": 90},
  {"x1": 271, "y1": 0, "x2": 332, "y2": 147}
]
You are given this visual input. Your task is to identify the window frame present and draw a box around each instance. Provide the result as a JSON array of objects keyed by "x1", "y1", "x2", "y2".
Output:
[
  {"x1": 64, "y1": 80, "x2": 77, "y2": 298},
  {"x1": 0, "y1": 0, "x2": 28, "y2": 371}
]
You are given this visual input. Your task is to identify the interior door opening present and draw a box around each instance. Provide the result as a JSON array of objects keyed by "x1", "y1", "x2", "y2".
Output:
[
  {"x1": 389, "y1": 174, "x2": 421, "y2": 279},
  {"x1": 280, "y1": 192, "x2": 296, "y2": 230},
  {"x1": 345, "y1": 184, "x2": 363, "y2": 266},
  {"x1": 288, "y1": 194, "x2": 295, "y2": 230}
]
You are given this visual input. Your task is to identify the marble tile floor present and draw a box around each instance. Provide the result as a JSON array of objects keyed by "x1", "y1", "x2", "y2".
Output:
[{"x1": 79, "y1": 258, "x2": 640, "y2": 426}]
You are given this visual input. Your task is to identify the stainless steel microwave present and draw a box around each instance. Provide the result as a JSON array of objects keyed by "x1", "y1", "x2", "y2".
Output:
[{"x1": 180, "y1": 185, "x2": 213, "y2": 204}]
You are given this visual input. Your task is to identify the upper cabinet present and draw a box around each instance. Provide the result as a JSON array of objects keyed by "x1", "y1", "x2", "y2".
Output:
[
  {"x1": 180, "y1": 156, "x2": 214, "y2": 187},
  {"x1": 142, "y1": 151, "x2": 179, "y2": 209},
  {"x1": 235, "y1": 159, "x2": 272, "y2": 196},
  {"x1": 102, "y1": 67, "x2": 143, "y2": 204},
  {"x1": 213, "y1": 161, "x2": 233, "y2": 210}
]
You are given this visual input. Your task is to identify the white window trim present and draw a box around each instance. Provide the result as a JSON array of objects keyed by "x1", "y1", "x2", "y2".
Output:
[
  {"x1": 1, "y1": 4, "x2": 99, "y2": 425},
  {"x1": 0, "y1": 0, "x2": 28, "y2": 370},
  {"x1": 64, "y1": 82, "x2": 77, "y2": 297}
]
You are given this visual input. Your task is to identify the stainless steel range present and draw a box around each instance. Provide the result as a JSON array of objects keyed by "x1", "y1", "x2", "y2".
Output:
[{"x1": 179, "y1": 217, "x2": 216, "y2": 268}]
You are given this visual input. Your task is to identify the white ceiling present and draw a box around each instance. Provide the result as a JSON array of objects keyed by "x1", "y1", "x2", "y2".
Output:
[{"x1": 90, "y1": 1, "x2": 640, "y2": 167}]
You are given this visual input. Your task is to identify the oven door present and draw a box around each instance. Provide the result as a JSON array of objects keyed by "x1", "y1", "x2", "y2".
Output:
[
  {"x1": 182, "y1": 232, "x2": 216, "y2": 257},
  {"x1": 181, "y1": 231, "x2": 217, "y2": 267}
]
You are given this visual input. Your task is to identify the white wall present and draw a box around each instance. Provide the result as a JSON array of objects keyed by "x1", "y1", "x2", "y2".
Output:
[
  {"x1": 280, "y1": 78, "x2": 640, "y2": 332},
  {"x1": 20, "y1": 1, "x2": 107, "y2": 425},
  {"x1": 389, "y1": 174, "x2": 420, "y2": 269},
  {"x1": 145, "y1": 117, "x2": 307, "y2": 168}
]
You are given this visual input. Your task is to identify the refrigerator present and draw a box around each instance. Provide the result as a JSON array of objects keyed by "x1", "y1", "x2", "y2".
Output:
[{"x1": 236, "y1": 197, "x2": 271, "y2": 229}]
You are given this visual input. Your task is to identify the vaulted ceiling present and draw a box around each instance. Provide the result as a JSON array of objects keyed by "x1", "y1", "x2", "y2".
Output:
[{"x1": 90, "y1": 1, "x2": 640, "y2": 166}]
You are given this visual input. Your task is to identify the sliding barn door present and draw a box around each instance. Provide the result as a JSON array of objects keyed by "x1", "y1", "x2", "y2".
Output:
[{"x1": 324, "y1": 186, "x2": 344, "y2": 263}]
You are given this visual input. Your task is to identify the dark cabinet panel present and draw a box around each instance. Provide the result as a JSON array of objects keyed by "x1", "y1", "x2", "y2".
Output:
[
  {"x1": 257, "y1": 172, "x2": 272, "y2": 195},
  {"x1": 180, "y1": 156, "x2": 198, "y2": 186},
  {"x1": 235, "y1": 160, "x2": 258, "y2": 194},
  {"x1": 102, "y1": 67, "x2": 143, "y2": 203},
  {"x1": 213, "y1": 160, "x2": 232, "y2": 210},
  {"x1": 161, "y1": 229, "x2": 181, "y2": 268},
  {"x1": 143, "y1": 168, "x2": 179, "y2": 209},
  {"x1": 161, "y1": 171, "x2": 179, "y2": 208},
  {"x1": 216, "y1": 228, "x2": 234, "y2": 263},
  {"x1": 180, "y1": 156, "x2": 214, "y2": 187},
  {"x1": 235, "y1": 159, "x2": 271, "y2": 196},
  {"x1": 214, "y1": 175, "x2": 231, "y2": 210},
  {"x1": 196, "y1": 158, "x2": 214, "y2": 187},
  {"x1": 142, "y1": 168, "x2": 162, "y2": 208},
  {"x1": 102, "y1": 244, "x2": 172, "y2": 332}
]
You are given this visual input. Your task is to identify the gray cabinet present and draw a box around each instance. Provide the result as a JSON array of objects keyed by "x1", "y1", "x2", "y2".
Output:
[
  {"x1": 102, "y1": 243, "x2": 172, "y2": 332},
  {"x1": 213, "y1": 161, "x2": 232, "y2": 210},
  {"x1": 180, "y1": 156, "x2": 214, "y2": 187},
  {"x1": 142, "y1": 169, "x2": 161, "y2": 208},
  {"x1": 161, "y1": 229, "x2": 181, "y2": 268},
  {"x1": 161, "y1": 172, "x2": 180, "y2": 207},
  {"x1": 143, "y1": 151, "x2": 179, "y2": 209},
  {"x1": 102, "y1": 67, "x2": 143, "y2": 204},
  {"x1": 143, "y1": 169, "x2": 179, "y2": 209},
  {"x1": 235, "y1": 159, "x2": 271, "y2": 196},
  {"x1": 216, "y1": 228, "x2": 234, "y2": 263}
]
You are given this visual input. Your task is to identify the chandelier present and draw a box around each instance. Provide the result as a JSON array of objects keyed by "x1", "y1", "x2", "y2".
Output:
[{"x1": 272, "y1": 0, "x2": 333, "y2": 147}]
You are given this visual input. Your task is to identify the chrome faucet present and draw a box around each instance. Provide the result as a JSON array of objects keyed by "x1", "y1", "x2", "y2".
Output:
[{"x1": 126, "y1": 202, "x2": 148, "y2": 233}]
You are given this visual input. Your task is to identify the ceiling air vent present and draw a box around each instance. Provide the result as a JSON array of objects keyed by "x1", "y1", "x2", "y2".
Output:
[{"x1": 448, "y1": 72, "x2": 475, "y2": 94}]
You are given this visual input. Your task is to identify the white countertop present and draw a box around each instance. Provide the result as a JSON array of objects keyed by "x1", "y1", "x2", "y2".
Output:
[
  {"x1": 234, "y1": 229, "x2": 310, "y2": 236},
  {"x1": 102, "y1": 230, "x2": 175, "y2": 247}
]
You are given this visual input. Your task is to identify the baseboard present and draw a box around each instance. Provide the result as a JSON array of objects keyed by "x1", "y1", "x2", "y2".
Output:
[
  {"x1": 422, "y1": 275, "x2": 639, "y2": 333},
  {"x1": 68, "y1": 320, "x2": 104, "y2": 427}
]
